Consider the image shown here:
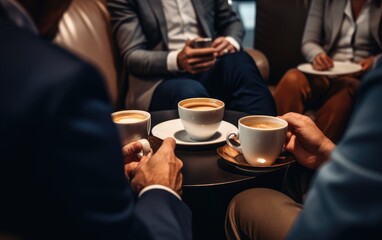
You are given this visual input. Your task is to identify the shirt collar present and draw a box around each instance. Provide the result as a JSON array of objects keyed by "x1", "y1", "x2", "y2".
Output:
[
  {"x1": 344, "y1": 0, "x2": 372, "y2": 20},
  {"x1": 0, "y1": 0, "x2": 38, "y2": 34}
]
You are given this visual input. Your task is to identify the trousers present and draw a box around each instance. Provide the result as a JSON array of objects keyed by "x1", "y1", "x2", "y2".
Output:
[
  {"x1": 274, "y1": 69, "x2": 360, "y2": 143},
  {"x1": 149, "y1": 51, "x2": 276, "y2": 115}
]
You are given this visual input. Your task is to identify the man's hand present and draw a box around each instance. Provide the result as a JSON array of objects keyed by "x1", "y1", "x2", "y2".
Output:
[
  {"x1": 177, "y1": 40, "x2": 217, "y2": 74},
  {"x1": 126, "y1": 138, "x2": 183, "y2": 196},
  {"x1": 122, "y1": 141, "x2": 150, "y2": 164},
  {"x1": 212, "y1": 36, "x2": 236, "y2": 56},
  {"x1": 358, "y1": 56, "x2": 375, "y2": 72},
  {"x1": 279, "y1": 112, "x2": 335, "y2": 170},
  {"x1": 313, "y1": 53, "x2": 334, "y2": 71}
]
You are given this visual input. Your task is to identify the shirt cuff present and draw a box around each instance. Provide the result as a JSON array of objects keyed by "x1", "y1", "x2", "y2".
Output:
[
  {"x1": 167, "y1": 49, "x2": 182, "y2": 72},
  {"x1": 225, "y1": 36, "x2": 240, "y2": 51},
  {"x1": 138, "y1": 184, "x2": 182, "y2": 201}
]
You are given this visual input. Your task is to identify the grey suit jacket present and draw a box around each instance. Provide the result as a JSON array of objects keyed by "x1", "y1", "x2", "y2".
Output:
[
  {"x1": 108, "y1": 0, "x2": 244, "y2": 110},
  {"x1": 302, "y1": 0, "x2": 382, "y2": 63},
  {"x1": 287, "y1": 58, "x2": 382, "y2": 240}
]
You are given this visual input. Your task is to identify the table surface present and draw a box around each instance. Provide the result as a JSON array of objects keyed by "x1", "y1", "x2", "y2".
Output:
[{"x1": 150, "y1": 110, "x2": 256, "y2": 187}]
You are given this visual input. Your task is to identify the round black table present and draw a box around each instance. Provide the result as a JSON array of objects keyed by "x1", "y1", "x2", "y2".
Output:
[
  {"x1": 150, "y1": 110, "x2": 286, "y2": 240},
  {"x1": 150, "y1": 109, "x2": 254, "y2": 187}
]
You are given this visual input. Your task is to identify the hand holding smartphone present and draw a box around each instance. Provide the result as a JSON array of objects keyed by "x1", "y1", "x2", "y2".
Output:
[{"x1": 191, "y1": 38, "x2": 212, "y2": 48}]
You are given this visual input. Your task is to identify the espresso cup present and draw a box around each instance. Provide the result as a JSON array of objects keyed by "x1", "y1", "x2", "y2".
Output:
[
  {"x1": 112, "y1": 110, "x2": 151, "y2": 149},
  {"x1": 178, "y1": 98, "x2": 225, "y2": 141},
  {"x1": 226, "y1": 115, "x2": 288, "y2": 167}
]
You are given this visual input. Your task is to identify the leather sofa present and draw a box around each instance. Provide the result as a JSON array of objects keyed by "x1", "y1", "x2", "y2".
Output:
[
  {"x1": 55, "y1": 0, "x2": 120, "y2": 107},
  {"x1": 55, "y1": 0, "x2": 270, "y2": 110}
]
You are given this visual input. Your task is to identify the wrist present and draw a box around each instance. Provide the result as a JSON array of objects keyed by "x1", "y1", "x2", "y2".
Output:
[{"x1": 318, "y1": 137, "x2": 335, "y2": 164}]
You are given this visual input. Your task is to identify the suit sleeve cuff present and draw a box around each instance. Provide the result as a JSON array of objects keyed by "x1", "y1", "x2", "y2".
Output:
[
  {"x1": 167, "y1": 49, "x2": 182, "y2": 72},
  {"x1": 139, "y1": 184, "x2": 182, "y2": 201},
  {"x1": 225, "y1": 36, "x2": 240, "y2": 51}
]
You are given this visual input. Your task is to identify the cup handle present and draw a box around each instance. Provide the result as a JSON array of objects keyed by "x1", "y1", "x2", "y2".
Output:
[
  {"x1": 226, "y1": 132, "x2": 242, "y2": 153},
  {"x1": 137, "y1": 139, "x2": 153, "y2": 159}
]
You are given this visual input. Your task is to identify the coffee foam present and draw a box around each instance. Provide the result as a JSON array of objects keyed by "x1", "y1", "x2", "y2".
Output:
[
  {"x1": 181, "y1": 102, "x2": 221, "y2": 110},
  {"x1": 113, "y1": 113, "x2": 147, "y2": 123},
  {"x1": 243, "y1": 120, "x2": 284, "y2": 129}
]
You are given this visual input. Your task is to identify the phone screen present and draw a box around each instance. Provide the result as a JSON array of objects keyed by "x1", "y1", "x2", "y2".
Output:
[{"x1": 192, "y1": 38, "x2": 212, "y2": 48}]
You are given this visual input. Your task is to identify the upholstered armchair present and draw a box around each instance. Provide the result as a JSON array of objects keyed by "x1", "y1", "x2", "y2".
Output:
[{"x1": 55, "y1": 0, "x2": 120, "y2": 107}]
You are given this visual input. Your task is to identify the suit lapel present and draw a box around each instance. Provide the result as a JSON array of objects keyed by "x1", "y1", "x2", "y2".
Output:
[
  {"x1": 191, "y1": 0, "x2": 212, "y2": 37},
  {"x1": 328, "y1": 0, "x2": 347, "y2": 49},
  {"x1": 146, "y1": 0, "x2": 169, "y2": 45}
]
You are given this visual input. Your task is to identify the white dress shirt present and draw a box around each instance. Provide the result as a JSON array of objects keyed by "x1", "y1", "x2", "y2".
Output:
[
  {"x1": 332, "y1": 0, "x2": 379, "y2": 62},
  {"x1": 162, "y1": 0, "x2": 240, "y2": 72}
]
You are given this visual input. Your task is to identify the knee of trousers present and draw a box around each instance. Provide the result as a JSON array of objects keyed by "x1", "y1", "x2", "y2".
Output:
[
  {"x1": 227, "y1": 188, "x2": 282, "y2": 230},
  {"x1": 219, "y1": 51, "x2": 253, "y2": 68},
  {"x1": 168, "y1": 79, "x2": 209, "y2": 100},
  {"x1": 335, "y1": 76, "x2": 361, "y2": 94}
]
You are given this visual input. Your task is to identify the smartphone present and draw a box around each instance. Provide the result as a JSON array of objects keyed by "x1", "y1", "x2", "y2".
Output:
[{"x1": 192, "y1": 38, "x2": 212, "y2": 48}]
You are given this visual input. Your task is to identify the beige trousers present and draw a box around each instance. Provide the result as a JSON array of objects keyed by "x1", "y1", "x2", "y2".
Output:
[{"x1": 225, "y1": 188, "x2": 302, "y2": 240}]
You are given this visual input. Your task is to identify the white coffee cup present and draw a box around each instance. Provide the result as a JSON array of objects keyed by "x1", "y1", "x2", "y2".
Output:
[
  {"x1": 178, "y1": 98, "x2": 225, "y2": 141},
  {"x1": 226, "y1": 115, "x2": 288, "y2": 167},
  {"x1": 111, "y1": 110, "x2": 152, "y2": 157}
]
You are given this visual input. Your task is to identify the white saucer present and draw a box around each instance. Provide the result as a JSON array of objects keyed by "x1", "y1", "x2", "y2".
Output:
[
  {"x1": 151, "y1": 119, "x2": 238, "y2": 146},
  {"x1": 297, "y1": 61, "x2": 362, "y2": 76}
]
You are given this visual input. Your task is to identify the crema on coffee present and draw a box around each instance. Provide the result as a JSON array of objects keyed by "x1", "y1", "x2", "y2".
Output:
[
  {"x1": 244, "y1": 121, "x2": 284, "y2": 129},
  {"x1": 112, "y1": 113, "x2": 147, "y2": 124},
  {"x1": 181, "y1": 102, "x2": 221, "y2": 110}
]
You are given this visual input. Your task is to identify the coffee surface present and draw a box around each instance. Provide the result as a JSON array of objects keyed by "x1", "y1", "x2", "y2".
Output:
[
  {"x1": 113, "y1": 113, "x2": 147, "y2": 123},
  {"x1": 182, "y1": 102, "x2": 220, "y2": 110},
  {"x1": 244, "y1": 121, "x2": 284, "y2": 129}
]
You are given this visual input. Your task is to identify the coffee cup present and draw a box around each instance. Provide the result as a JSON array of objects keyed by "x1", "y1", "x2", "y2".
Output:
[
  {"x1": 226, "y1": 115, "x2": 288, "y2": 167},
  {"x1": 178, "y1": 98, "x2": 225, "y2": 141},
  {"x1": 111, "y1": 110, "x2": 152, "y2": 156}
]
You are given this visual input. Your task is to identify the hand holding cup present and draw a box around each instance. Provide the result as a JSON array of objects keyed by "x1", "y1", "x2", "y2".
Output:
[{"x1": 127, "y1": 138, "x2": 183, "y2": 196}]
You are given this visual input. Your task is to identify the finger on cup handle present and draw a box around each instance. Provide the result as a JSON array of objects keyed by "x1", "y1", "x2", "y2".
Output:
[
  {"x1": 137, "y1": 139, "x2": 153, "y2": 159},
  {"x1": 122, "y1": 141, "x2": 144, "y2": 164}
]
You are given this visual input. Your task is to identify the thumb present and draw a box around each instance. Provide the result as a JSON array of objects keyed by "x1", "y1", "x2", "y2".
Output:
[{"x1": 185, "y1": 39, "x2": 193, "y2": 47}]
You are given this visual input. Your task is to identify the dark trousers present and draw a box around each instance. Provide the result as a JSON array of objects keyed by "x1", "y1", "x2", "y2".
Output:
[{"x1": 149, "y1": 51, "x2": 276, "y2": 115}]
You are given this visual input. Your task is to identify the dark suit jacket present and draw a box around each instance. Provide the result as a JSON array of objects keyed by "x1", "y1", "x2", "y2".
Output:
[
  {"x1": 108, "y1": 0, "x2": 245, "y2": 110},
  {"x1": 0, "y1": 16, "x2": 191, "y2": 240},
  {"x1": 108, "y1": 0, "x2": 244, "y2": 78}
]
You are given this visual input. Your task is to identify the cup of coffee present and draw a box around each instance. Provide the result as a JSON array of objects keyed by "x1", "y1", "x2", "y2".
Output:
[
  {"x1": 111, "y1": 110, "x2": 151, "y2": 149},
  {"x1": 226, "y1": 115, "x2": 288, "y2": 167},
  {"x1": 178, "y1": 98, "x2": 225, "y2": 141}
]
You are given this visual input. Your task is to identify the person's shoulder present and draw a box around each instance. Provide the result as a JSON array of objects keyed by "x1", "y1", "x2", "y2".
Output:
[{"x1": 1, "y1": 17, "x2": 103, "y2": 89}]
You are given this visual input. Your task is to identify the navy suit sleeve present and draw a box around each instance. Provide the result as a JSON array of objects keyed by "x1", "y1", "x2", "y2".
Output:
[
  {"x1": 39, "y1": 59, "x2": 191, "y2": 239},
  {"x1": 137, "y1": 190, "x2": 192, "y2": 239},
  {"x1": 286, "y1": 60, "x2": 382, "y2": 239}
]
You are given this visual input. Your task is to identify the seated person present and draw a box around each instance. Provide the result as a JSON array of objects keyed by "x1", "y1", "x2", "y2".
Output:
[
  {"x1": 0, "y1": 0, "x2": 191, "y2": 239},
  {"x1": 274, "y1": 0, "x2": 382, "y2": 143},
  {"x1": 225, "y1": 58, "x2": 382, "y2": 239},
  {"x1": 107, "y1": 0, "x2": 276, "y2": 115}
]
